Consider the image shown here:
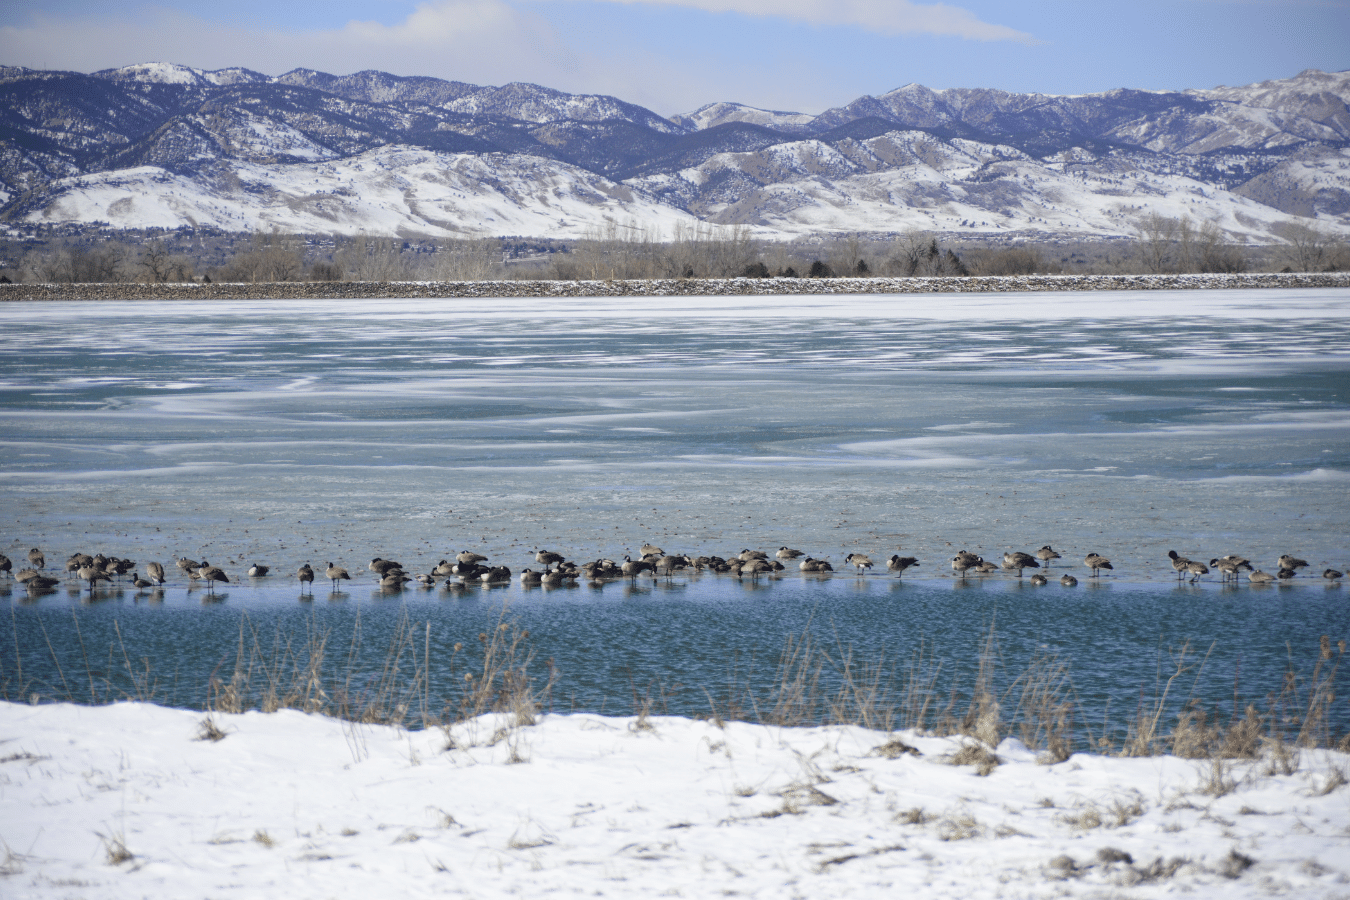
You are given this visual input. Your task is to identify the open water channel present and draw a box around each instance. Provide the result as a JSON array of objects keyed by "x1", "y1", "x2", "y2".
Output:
[{"x1": 2, "y1": 289, "x2": 1348, "y2": 738}]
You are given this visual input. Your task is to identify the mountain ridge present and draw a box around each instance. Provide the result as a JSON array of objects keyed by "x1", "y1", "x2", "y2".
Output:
[{"x1": 1, "y1": 64, "x2": 1347, "y2": 241}]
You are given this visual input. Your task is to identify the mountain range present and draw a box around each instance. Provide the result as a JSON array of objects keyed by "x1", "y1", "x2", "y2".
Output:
[{"x1": 1, "y1": 62, "x2": 1347, "y2": 242}]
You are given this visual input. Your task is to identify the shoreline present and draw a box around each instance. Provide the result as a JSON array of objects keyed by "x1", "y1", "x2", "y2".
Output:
[{"x1": 4, "y1": 270, "x2": 1350, "y2": 301}]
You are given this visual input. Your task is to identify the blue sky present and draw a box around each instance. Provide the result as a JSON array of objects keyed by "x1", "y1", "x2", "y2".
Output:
[{"x1": 2, "y1": 0, "x2": 1346, "y2": 115}]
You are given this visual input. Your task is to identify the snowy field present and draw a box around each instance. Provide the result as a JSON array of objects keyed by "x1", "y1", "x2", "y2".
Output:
[{"x1": 1, "y1": 702, "x2": 1348, "y2": 898}]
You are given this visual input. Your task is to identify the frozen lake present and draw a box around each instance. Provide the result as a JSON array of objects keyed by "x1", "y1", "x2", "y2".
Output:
[{"x1": 2, "y1": 288, "x2": 1348, "y2": 730}]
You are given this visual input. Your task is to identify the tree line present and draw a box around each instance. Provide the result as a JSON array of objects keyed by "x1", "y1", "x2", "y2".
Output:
[{"x1": 3, "y1": 216, "x2": 1345, "y2": 284}]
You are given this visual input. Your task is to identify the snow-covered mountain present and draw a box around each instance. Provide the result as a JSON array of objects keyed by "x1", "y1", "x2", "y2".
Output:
[{"x1": 1, "y1": 63, "x2": 1347, "y2": 240}]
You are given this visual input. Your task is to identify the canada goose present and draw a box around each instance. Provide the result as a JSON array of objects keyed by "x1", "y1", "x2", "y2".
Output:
[
  {"x1": 1084, "y1": 552, "x2": 1113, "y2": 577},
  {"x1": 1277, "y1": 567, "x2": 1298, "y2": 581},
  {"x1": 76, "y1": 564, "x2": 110, "y2": 592},
  {"x1": 533, "y1": 549, "x2": 565, "y2": 572},
  {"x1": 1030, "y1": 573, "x2": 1048, "y2": 586},
  {"x1": 739, "y1": 549, "x2": 768, "y2": 561},
  {"x1": 431, "y1": 559, "x2": 456, "y2": 577},
  {"x1": 622, "y1": 556, "x2": 655, "y2": 580},
  {"x1": 974, "y1": 560, "x2": 999, "y2": 575},
  {"x1": 887, "y1": 555, "x2": 919, "y2": 577},
  {"x1": 379, "y1": 573, "x2": 412, "y2": 590},
  {"x1": 146, "y1": 561, "x2": 166, "y2": 585},
  {"x1": 800, "y1": 557, "x2": 833, "y2": 573},
  {"x1": 177, "y1": 557, "x2": 202, "y2": 572},
  {"x1": 543, "y1": 569, "x2": 575, "y2": 587},
  {"x1": 776, "y1": 547, "x2": 805, "y2": 560},
  {"x1": 1323, "y1": 568, "x2": 1343, "y2": 581},
  {"x1": 15, "y1": 568, "x2": 40, "y2": 584},
  {"x1": 0, "y1": 554, "x2": 10, "y2": 577},
  {"x1": 325, "y1": 562, "x2": 351, "y2": 587},
  {"x1": 582, "y1": 559, "x2": 620, "y2": 580},
  {"x1": 131, "y1": 573, "x2": 153, "y2": 589},
  {"x1": 844, "y1": 553, "x2": 873, "y2": 574},
  {"x1": 457, "y1": 550, "x2": 488, "y2": 565},
  {"x1": 480, "y1": 566, "x2": 511, "y2": 584},
  {"x1": 415, "y1": 573, "x2": 437, "y2": 587},
  {"x1": 1002, "y1": 551, "x2": 1040, "y2": 577},
  {"x1": 1209, "y1": 558, "x2": 1241, "y2": 582},
  {"x1": 1278, "y1": 555, "x2": 1308, "y2": 572},
  {"x1": 1060, "y1": 574, "x2": 1078, "y2": 586},
  {"x1": 297, "y1": 563, "x2": 315, "y2": 592},
  {"x1": 197, "y1": 563, "x2": 229, "y2": 593},
  {"x1": 65, "y1": 555, "x2": 86, "y2": 577},
  {"x1": 369, "y1": 558, "x2": 404, "y2": 576},
  {"x1": 639, "y1": 544, "x2": 664, "y2": 558},
  {"x1": 740, "y1": 558, "x2": 774, "y2": 580},
  {"x1": 950, "y1": 555, "x2": 978, "y2": 579},
  {"x1": 520, "y1": 568, "x2": 543, "y2": 584},
  {"x1": 25, "y1": 575, "x2": 59, "y2": 591},
  {"x1": 1167, "y1": 550, "x2": 1191, "y2": 581},
  {"x1": 1184, "y1": 559, "x2": 1209, "y2": 583},
  {"x1": 1248, "y1": 570, "x2": 1276, "y2": 584},
  {"x1": 28, "y1": 548, "x2": 45, "y2": 569},
  {"x1": 654, "y1": 555, "x2": 690, "y2": 576},
  {"x1": 247, "y1": 563, "x2": 270, "y2": 577},
  {"x1": 1035, "y1": 546, "x2": 1061, "y2": 567}
]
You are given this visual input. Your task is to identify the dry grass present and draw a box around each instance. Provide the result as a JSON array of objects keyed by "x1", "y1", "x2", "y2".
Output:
[
  {"x1": 948, "y1": 742, "x2": 1001, "y2": 776},
  {"x1": 1198, "y1": 758, "x2": 1239, "y2": 797},
  {"x1": 99, "y1": 831, "x2": 134, "y2": 866},
  {"x1": 1310, "y1": 765, "x2": 1347, "y2": 796},
  {"x1": 195, "y1": 715, "x2": 226, "y2": 742},
  {"x1": 935, "y1": 810, "x2": 982, "y2": 841},
  {"x1": 869, "y1": 737, "x2": 920, "y2": 759},
  {"x1": 3, "y1": 605, "x2": 1345, "y2": 774},
  {"x1": 1058, "y1": 803, "x2": 1104, "y2": 831},
  {"x1": 251, "y1": 830, "x2": 274, "y2": 848}
]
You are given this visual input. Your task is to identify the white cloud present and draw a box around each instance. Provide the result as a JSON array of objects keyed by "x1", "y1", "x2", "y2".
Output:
[
  {"x1": 0, "y1": 0, "x2": 1038, "y2": 115},
  {"x1": 544, "y1": 0, "x2": 1040, "y2": 42}
]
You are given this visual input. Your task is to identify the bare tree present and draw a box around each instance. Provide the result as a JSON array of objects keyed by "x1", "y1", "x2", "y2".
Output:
[
  {"x1": 432, "y1": 238, "x2": 503, "y2": 281},
  {"x1": 1195, "y1": 221, "x2": 1246, "y2": 273},
  {"x1": 21, "y1": 243, "x2": 127, "y2": 282},
  {"x1": 886, "y1": 231, "x2": 968, "y2": 276},
  {"x1": 1273, "y1": 221, "x2": 1338, "y2": 272},
  {"x1": 137, "y1": 241, "x2": 172, "y2": 282},
  {"x1": 333, "y1": 235, "x2": 405, "y2": 282},
  {"x1": 1135, "y1": 212, "x2": 1179, "y2": 274}
]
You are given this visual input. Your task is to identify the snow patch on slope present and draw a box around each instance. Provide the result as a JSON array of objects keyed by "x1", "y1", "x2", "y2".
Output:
[{"x1": 19, "y1": 147, "x2": 699, "y2": 238}]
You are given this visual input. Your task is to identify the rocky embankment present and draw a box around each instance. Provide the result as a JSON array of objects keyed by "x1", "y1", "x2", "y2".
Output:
[{"x1": 3, "y1": 272, "x2": 1350, "y2": 301}]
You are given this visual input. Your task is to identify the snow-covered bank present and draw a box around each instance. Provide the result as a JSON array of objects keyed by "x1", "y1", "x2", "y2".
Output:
[{"x1": 2, "y1": 702, "x2": 1346, "y2": 898}]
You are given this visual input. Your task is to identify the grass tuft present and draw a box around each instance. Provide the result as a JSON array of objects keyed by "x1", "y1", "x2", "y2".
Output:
[
  {"x1": 870, "y1": 737, "x2": 920, "y2": 759},
  {"x1": 99, "y1": 831, "x2": 134, "y2": 866},
  {"x1": 895, "y1": 807, "x2": 928, "y2": 825},
  {"x1": 948, "y1": 742, "x2": 1001, "y2": 776},
  {"x1": 195, "y1": 715, "x2": 226, "y2": 742},
  {"x1": 935, "y1": 810, "x2": 982, "y2": 841}
]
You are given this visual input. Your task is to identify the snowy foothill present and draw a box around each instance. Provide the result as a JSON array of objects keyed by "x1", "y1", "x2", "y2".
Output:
[{"x1": 1, "y1": 701, "x2": 1347, "y2": 898}]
